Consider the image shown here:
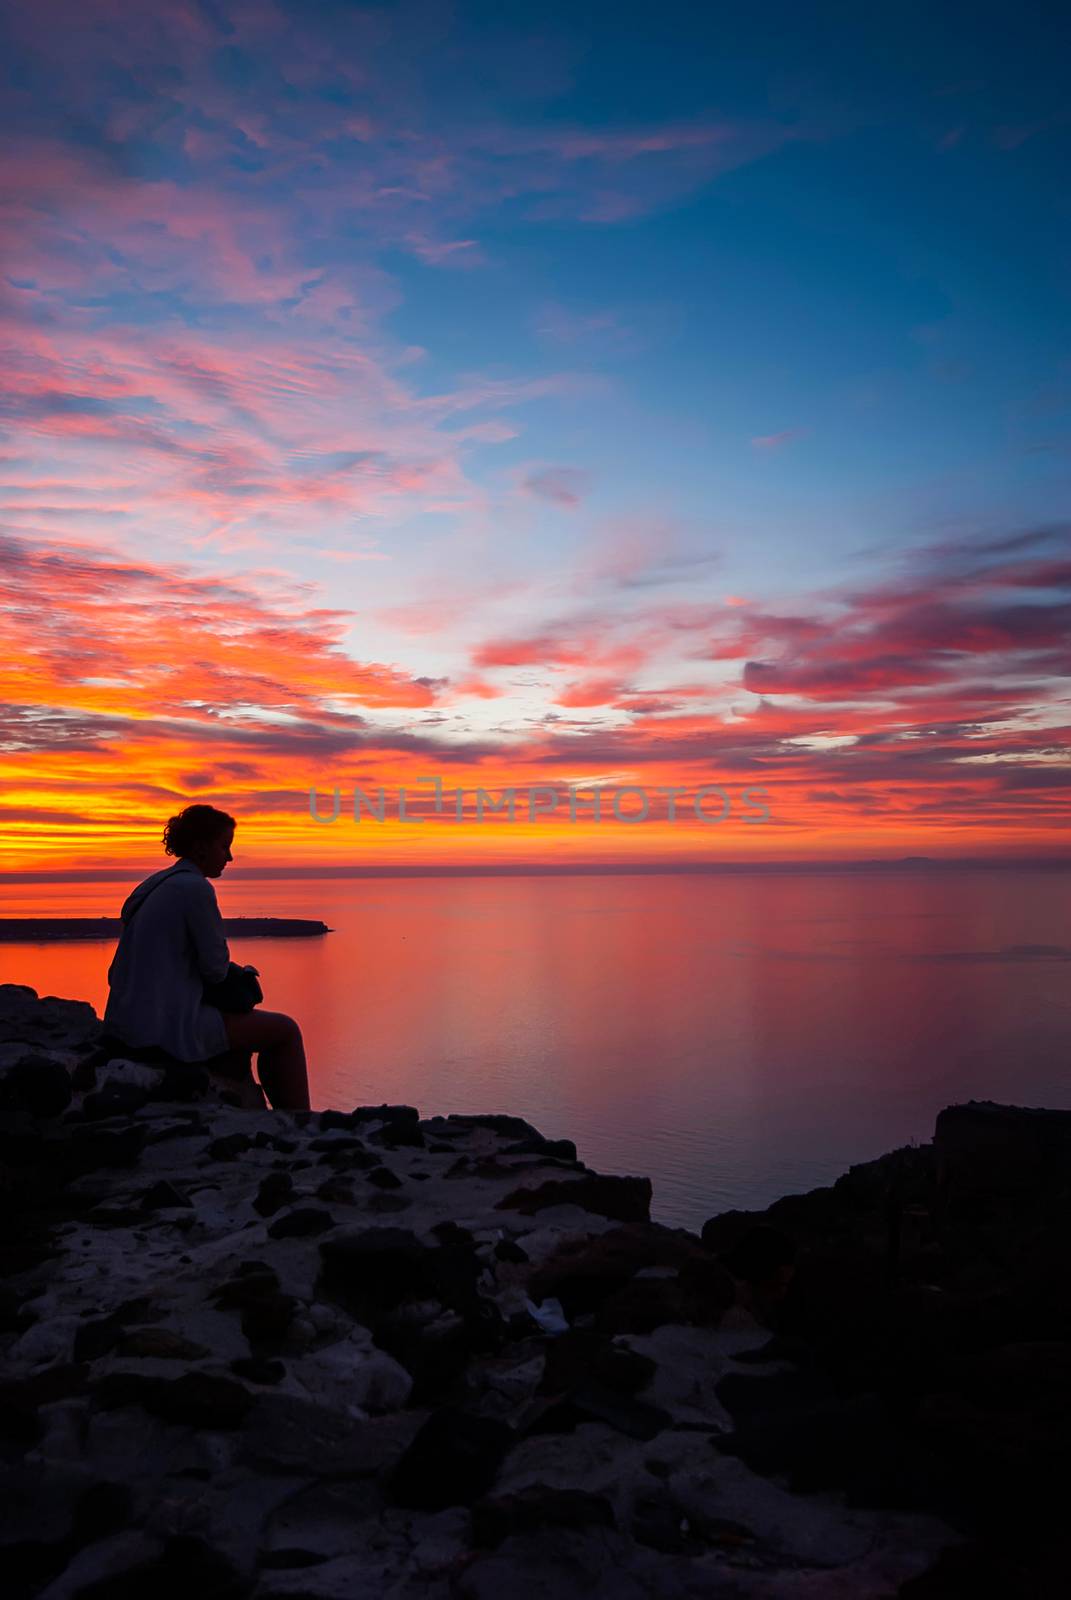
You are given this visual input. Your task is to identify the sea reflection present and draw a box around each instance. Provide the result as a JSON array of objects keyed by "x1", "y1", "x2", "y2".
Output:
[{"x1": 2, "y1": 870, "x2": 1069, "y2": 1228}]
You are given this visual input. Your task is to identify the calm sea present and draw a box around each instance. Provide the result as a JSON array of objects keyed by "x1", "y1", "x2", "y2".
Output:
[{"x1": 2, "y1": 869, "x2": 1069, "y2": 1230}]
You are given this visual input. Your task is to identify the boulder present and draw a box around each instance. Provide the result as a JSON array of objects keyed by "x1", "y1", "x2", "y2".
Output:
[
  {"x1": 472, "y1": 1484, "x2": 615, "y2": 1548},
  {"x1": 497, "y1": 1175, "x2": 652, "y2": 1224},
  {"x1": 318, "y1": 1228, "x2": 438, "y2": 1319},
  {"x1": 389, "y1": 1407, "x2": 515, "y2": 1510}
]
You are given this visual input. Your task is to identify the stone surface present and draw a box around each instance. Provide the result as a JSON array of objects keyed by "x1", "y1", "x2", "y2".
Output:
[
  {"x1": 389, "y1": 1407, "x2": 515, "y2": 1509},
  {"x1": 0, "y1": 984, "x2": 989, "y2": 1596},
  {"x1": 497, "y1": 1174, "x2": 653, "y2": 1223}
]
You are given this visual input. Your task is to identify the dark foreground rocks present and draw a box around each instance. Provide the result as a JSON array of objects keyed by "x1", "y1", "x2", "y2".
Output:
[
  {"x1": 703, "y1": 1099, "x2": 1071, "y2": 1594},
  {"x1": 0, "y1": 983, "x2": 1027, "y2": 1597}
]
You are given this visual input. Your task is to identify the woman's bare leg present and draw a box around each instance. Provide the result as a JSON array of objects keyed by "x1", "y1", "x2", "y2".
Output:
[{"x1": 222, "y1": 1010, "x2": 310, "y2": 1111}]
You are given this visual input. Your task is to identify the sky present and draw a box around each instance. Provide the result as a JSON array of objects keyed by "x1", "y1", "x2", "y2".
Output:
[{"x1": 1, "y1": 0, "x2": 1069, "y2": 875}]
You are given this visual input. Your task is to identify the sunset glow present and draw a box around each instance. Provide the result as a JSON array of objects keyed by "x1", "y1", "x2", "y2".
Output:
[{"x1": 2, "y1": 2, "x2": 1068, "y2": 877}]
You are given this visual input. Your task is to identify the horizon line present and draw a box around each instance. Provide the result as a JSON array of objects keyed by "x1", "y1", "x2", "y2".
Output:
[{"x1": 3, "y1": 855, "x2": 1071, "y2": 884}]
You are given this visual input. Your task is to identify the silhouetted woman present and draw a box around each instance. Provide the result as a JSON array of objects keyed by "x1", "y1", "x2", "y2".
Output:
[{"x1": 103, "y1": 804, "x2": 310, "y2": 1111}]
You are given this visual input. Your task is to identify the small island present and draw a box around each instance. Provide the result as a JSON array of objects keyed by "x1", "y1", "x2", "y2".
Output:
[{"x1": 0, "y1": 917, "x2": 332, "y2": 942}]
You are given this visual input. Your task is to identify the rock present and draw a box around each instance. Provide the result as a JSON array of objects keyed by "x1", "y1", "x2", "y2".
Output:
[
  {"x1": 455, "y1": 1530, "x2": 651, "y2": 1600},
  {"x1": 318, "y1": 1228, "x2": 436, "y2": 1319},
  {"x1": 68, "y1": 1532, "x2": 243, "y2": 1600},
  {"x1": 595, "y1": 1273, "x2": 730, "y2": 1335},
  {"x1": 207, "y1": 1132, "x2": 253, "y2": 1161},
  {"x1": 85, "y1": 1203, "x2": 147, "y2": 1228},
  {"x1": 298, "y1": 1336, "x2": 413, "y2": 1415},
  {"x1": 497, "y1": 1175, "x2": 652, "y2": 1224},
  {"x1": 252, "y1": 1173, "x2": 294, "y2": 1216},
  {"x1": 241, "y1": 1292, "x2": 298, "y2": 1347},
  {"x1": 240, "y1": 1394, "x2": 424, "y2": 1477},
  {"x1": 432, "y1": 1220, "x2": 476, "y2": 1245},
  {"x1": 0, "y1": 981, "x2": 996, "y2": 1596},
  {"x1": 146, "y1": 1371, "x2": 254, "y2": 1430},
  {"x1": 318, "y1": 1109, "x2": 357, "y2": 1131},
  {"x1": 525, "y1": 1379, "x2": 671, "y2": 1442},
  {"x1": 527, "y1": 1223, "x2": 735, "y2": 1325},
  {"x1": 96, "y1": 1058, "x2": 165, "y2": 1092},
  {"x1": 0, "y1": 1283, "x2": 27, "y2": 1334},
  {"x1": 260, "y1": 1480, "x2": 384, "y2": 1565},
  {"x1": 92, "y1": 1371, "x2": 168, "y2": 1412},
  {"x1": 92, "y1": 1369, "x2": 252, "y2": 1430},
  {"x1": 139, "y1": 1180, "x2": 193, "y2": 1210},
  {"x1": 319, "y1": 1146, "x2": 380, "y2": 1172},
  {"x1": 0, "y1": 990, "x2": 99, "y2": 1057},
  {"x1": 447, "y1": 1114, "x2": 547, "y2": 1141},
  {"x1": 1, "y1": 1365, "x2": 89, "y2": 1409},
  {"x1": 502, "y1": 1138, "x2": 579, "y2": 1162},
  {"x1": 0, "y1": 1054, "x2": 73, "y2": 1118},
  {"x1": 74, "y1": 1315, "x2": 125, "y2": 1363},
  {"x1": 936, "y1": 1100, "x2": 1071, "y2": 1202},
  {"x1": 315, "y1": 1177, "x2": 355, "y2": 1204},
  {"x1": 390, "y1": 1407, "x2": 515, "y2": 1510},
  {"x1": 66, "y1": 1123, "x2": 147, "y2": 1175},
  {"x1": 83, "y1": 1083, "x2": 152, "y2": 1119},
  {"x1": 539, "y1": 1331, "x2": 656, "y2": 1398},
  {"x1": 472, "y1": 1485, "x2": 615, "y2": 1548},
  {"x1": 115, "y1": 1330, "x2": 210, "y2": 1361},
  {"x1": 154, "y1": 1062, "x2": 210, "y2": 1103},
  {"x1": 70, "y1": 1479, "x2": 135, "y2": 1549},
  {"x1": 629, "y1": 1487, "x2": 703, "y2": 1554},
  {"x1": 898, "y1": 1540, "x2": 1071, "y2": 1599},
  {"x1": 28, "y1": 1531, "x2": 164, "y2": 1600},
  {"x1": 366, "y1": 1165, "x2": 403, "y2": 1190},
  {"x1": 351, "y1": 1104, "x2": 420, "y2": 1127},
  {"x1": 230, "y1": 1356, "x2": 286, "y2": 1385},
  {"x1": 369, "y1": 1122, "x2": 426, "y2": 1150},
  {"x1": 0, "y1": 1461, "x2": 85, "y2": 1565},
  {"x1": 309, "y1": 1132, "x2": 367, "y2": 1153},
  {"x1": 367, "y1": 1192, "x2": 412, "y2": 1214},
  {"x1": 267, "y1": 1207, "x2": 335, "y2": 1239},
  {"x1": 213, "y1": 1263, "x2": 281, "y2": 1309},
  {"x1": 620, "y1": 1324, "x2": 757, "y2": 1430},
  {"x1": 373, "y1": 1303, "x2": 472, "y2": 1402},
  {"x1": 719, "y1": 1384, "x2": 923, "y2": 1503}
]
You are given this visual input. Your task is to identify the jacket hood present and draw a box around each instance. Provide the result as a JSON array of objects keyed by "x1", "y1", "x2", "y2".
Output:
[{"x1": 120, "y1": 859, "x2": 199, "y2": 924}]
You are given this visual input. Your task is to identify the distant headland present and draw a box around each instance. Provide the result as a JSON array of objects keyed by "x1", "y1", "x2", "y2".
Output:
[{"x1": 0, "y1": 916, "x2": 332, "y2": 942}]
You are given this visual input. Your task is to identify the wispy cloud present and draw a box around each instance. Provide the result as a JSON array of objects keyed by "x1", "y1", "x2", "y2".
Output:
[
  {"x1": 522, "y1": 467, "x2": 590, "y2": 506},
  {"x1": 750, "y1": 428, "x2": 809, "y2": 452}
]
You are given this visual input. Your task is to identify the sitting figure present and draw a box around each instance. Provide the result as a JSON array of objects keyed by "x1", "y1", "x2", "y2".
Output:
[{"x1": 103, "y1": 803, "x2": 310, "y2": 1111}]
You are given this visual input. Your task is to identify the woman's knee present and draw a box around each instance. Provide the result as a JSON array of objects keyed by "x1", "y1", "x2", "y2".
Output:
[
  {"x1": 257, "y1": 1010, "x2": 303, "y2": 1048},
  {"x1": 224, "y1": 1009, "x2": 295, "y2": 1050}
]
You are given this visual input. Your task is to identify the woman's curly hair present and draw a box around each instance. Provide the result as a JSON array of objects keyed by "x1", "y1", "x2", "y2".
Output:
[{"x1": 162, "y1": 804, "x2": 237, "y2": 858}]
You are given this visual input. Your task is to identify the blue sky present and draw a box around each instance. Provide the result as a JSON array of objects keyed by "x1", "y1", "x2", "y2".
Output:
[{"x1": 1, "y1": 0, "x2": 1069, "y2": 867}]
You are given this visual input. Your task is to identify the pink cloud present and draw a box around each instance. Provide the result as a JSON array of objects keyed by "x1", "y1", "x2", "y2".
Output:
[
  {"x1": 448, "y1": 676, "x2": 504, "y2": 700},
  {"x1": 554, "y1": 675, "x2": 632, "y2": 708},
  {"x1": 523, "y1": 467, "x2": 589, "y2": 506},
  {"x1": 750, "y1": 428, "x2": 809, "y2": 452},
  {"x1": 403, "y1": 234, "x2": 486, "y2": 267}
]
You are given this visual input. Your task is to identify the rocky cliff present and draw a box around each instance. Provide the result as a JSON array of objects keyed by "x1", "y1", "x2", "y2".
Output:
[{"x1": 6, "y1": 983, "x2": 1065, "y2": 1597}]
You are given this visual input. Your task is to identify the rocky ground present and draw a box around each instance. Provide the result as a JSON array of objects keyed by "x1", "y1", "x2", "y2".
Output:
[{"x1": 2, "y1": 983, "x2": 1067, "y2": 1598}]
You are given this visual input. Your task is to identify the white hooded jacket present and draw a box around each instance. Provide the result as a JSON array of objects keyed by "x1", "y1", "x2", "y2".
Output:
[{"x1": 103, "y1": 857, "x2": 232, "y2": 1062}]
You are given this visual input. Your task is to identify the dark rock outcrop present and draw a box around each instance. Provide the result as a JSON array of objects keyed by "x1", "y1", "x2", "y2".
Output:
[{"x1": 3, "y1": 984, "x2": 1022, "y2": 1596}]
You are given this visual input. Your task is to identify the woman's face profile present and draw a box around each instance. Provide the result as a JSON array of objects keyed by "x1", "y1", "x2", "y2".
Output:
[{"x1": 189, "y1": 826, "x2": 235, "y2": 878}]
